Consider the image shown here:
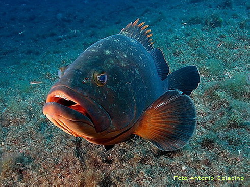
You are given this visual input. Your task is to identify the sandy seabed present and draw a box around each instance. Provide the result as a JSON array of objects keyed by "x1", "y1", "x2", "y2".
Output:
[{"x1": 0, "y1": 0, "x2": 249, "y2": 186}]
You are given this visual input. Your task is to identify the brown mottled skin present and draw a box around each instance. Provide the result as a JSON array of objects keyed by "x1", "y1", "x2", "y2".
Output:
[{"x1": 44, "y1": 34, "x2": 165, "y2": 145}]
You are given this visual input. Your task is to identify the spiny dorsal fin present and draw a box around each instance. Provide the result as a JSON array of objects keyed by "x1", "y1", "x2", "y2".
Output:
[
  {"x1": 150, "y1": 48, "x2": 169, "y2": 80},
  {"x1": 120, "y1": 18, "x2": 154, "y2": 51}
]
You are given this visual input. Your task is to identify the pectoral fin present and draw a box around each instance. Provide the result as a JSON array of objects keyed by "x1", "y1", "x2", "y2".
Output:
[{"x1": 134, "y1": 90, "x2": 196, "y2": 151}]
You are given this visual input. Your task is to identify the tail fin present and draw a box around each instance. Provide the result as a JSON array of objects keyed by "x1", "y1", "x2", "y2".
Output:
[
  {"x1": 168, "y1": 66, "x2": 200, "y2": 95},
  {"x1": 134, "y1": 90, "x2": 196, "y2": 151}
]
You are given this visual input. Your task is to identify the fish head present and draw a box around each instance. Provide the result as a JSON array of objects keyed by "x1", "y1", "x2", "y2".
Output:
[
  {"x1": 43, "y1": 84, "x2": 112, "y2": 140},
  {"x1": 43, "y1": 35, "x2": 144, "y2": 143}
]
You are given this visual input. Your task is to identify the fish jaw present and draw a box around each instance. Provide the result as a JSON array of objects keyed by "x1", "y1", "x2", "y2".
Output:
[
  {"x1": 43, "y1": 85, "x2": 112, "y2": 139},
  {"x1": 43, "y1": 102, "x2": 96, "y2": 138}
]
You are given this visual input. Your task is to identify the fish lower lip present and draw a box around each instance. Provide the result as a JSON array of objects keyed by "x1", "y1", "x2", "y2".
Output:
[
  {"x1": 43, "y1": 102, "x2": 96, "y2": 137},
  {"x1": 46, "y1": 92, "x2": 90, "y2": 118},
  {"x1": 45, "y1": 85, "x2": 112, "y2": 132},
  {"x1": 43, "y1": 102, "x2": 93, "y2": 124}
]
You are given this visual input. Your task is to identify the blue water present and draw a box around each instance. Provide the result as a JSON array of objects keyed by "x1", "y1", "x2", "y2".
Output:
[{"x1": 0, "y1": 0, "x2": 249, "y2": 186}]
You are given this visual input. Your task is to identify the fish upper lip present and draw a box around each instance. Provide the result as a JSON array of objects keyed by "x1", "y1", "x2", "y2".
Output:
[
  {"x1": 44, "y1": 85, "x2": 112, "y2": 133},
  {"x1": 45, "y1": 86, "x2": 90, "y2": 118}
]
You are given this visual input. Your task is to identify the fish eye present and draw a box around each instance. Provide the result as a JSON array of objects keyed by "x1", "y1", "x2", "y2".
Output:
[{"x1": 93, "y1": 71, "x2": 107, "y2": 86}]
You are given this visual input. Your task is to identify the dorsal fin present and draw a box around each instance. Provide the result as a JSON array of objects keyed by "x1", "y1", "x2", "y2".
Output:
[
  {"x1": 150, "y1": 48, "x2": 169, "y2": 80},
  {"x1": 120, "y1": 18, "x2": 154, "y2": 51}
]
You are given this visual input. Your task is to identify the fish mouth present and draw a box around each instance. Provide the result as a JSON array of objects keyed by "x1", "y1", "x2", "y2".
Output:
[{"x1": 43, "y1": 85, "x2": 112, "y2": 138}]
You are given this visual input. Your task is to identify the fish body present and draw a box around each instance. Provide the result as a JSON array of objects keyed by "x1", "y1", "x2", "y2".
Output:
[{"x1": 43, "y1": 19, "x2": 200, "y2": 151}]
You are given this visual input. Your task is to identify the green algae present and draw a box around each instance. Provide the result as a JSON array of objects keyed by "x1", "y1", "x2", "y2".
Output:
[
  {"x1": 206, "y1": 59, "x2": 225, "y2": 76},
  {"x1": 221, "y1": 72, "x2": 249, "y2": 100},
  {"x1": 205, "y1": 15, "x2": 223, "y2": 28}
]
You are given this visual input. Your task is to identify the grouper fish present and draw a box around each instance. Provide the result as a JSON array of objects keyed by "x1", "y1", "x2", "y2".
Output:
[{"x1": 43, "y1": 19, "x2": 200, "y2": 151}]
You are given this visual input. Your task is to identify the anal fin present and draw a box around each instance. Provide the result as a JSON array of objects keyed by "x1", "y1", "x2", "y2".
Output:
[{"x1": 134, "y1": 90, "x2": 196, "y2": 151}]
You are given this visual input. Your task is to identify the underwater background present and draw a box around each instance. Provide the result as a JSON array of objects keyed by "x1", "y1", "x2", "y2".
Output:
[{"x1": 0, "y1": 0, "x2": 249, "y2": 186}]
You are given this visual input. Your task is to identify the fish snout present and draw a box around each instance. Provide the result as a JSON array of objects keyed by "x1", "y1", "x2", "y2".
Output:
[
  {"x1": 43, "y1": 85, "x2": 112, "y2": 138},
  {"x1": 43, "y1": 102, "x2": 97, "y2": 138}
]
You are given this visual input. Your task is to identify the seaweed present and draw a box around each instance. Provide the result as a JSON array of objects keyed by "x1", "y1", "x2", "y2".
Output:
[
  {"x1": 205, "y1": 15, "x2": 223, "y2": 28},
  {"x1": 217, "y1": 0, "x2": 233, "y2": 9},
  {"x1": 206, "y1": 59, "x2": 225, "y2": 76},
  {"x1": 0, "y1": 153, "x2": 33, "y2": 183},
  {"x1": 221, "y1": 72, "x2": 248, "y2": 100},
  {"x1": 186, "y1": 16, "x2": 203, "y2": 25},
  {"x1": 189, "y1": 0, "x2": 205, "y2": 3}
]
